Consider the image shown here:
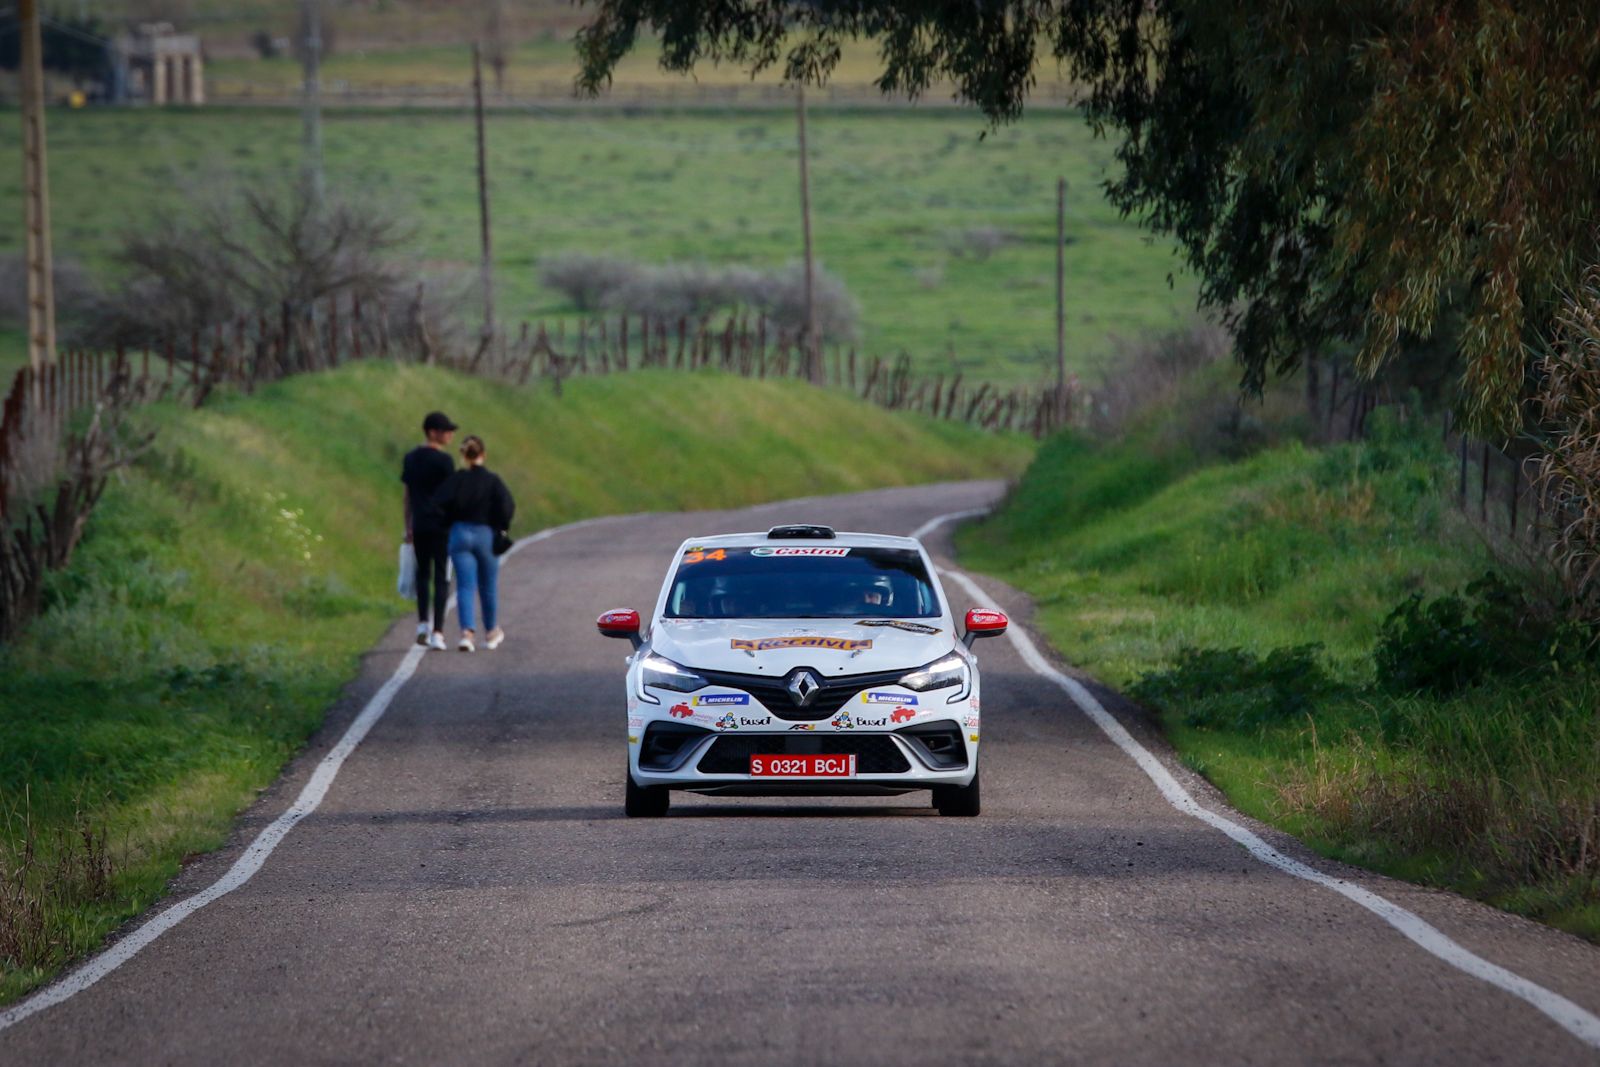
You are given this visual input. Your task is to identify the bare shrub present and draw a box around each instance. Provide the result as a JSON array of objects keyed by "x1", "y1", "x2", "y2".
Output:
[
  {"x1": 604, "y1": 261, "x2": 740, "y2": 321},
  {"x1": 539, "y1": 252, "x2": 640, "y2": 312},
  {"x1": 1530, "y1": 267, "x2": 1600, "y2": 623},
  {"x1": 0, "y1": 253, "x2": 102, "y2": 337},
  {"x1": 537, "y1": 254, "x2": 861, "y2": 342},
  {"x1": 1090, "y1": 322, "x2": 1229, "y2": 436},
  {"x1": 945, "y1": 225, "x2": 1010, "y2": 261},
  {"x1": 83, "y1": 178, "x2": 415, "y2": 349},
  {"x1": 730, "y1": 260, "x2": 859, "y2": 343}
]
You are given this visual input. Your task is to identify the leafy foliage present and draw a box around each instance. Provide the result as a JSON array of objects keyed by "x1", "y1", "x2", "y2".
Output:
[
  {"x1": 1531, "y1": 269, "x2": 1600, "y2": 623},
  {"x1": 1130, "y1": 644, "x2": 1336, "y2": 730},
  {"x1": 1374, "y1": 574, "x2": 1592, "y2": 695},
  {"x1": 575, "y1": 1, "x2": 1600, "y2": 432}
]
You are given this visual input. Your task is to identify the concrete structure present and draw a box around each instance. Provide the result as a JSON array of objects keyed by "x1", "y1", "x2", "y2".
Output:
[{"x1": 112, "y1": 23, "x2": 204, "y2": 105}]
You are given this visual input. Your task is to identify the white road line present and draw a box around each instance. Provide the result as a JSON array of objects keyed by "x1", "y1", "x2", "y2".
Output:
[
  {"x1": 0, "y1": 518, "x2": 604, "y2": 1034},
  {"x1": 918, "y1": 508, "x2": 1600, "y2": 1051}
]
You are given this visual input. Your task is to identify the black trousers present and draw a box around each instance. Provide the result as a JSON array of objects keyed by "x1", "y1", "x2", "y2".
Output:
[{"x1": 414, "y1": 527, "x2": 450, "y2": 629}]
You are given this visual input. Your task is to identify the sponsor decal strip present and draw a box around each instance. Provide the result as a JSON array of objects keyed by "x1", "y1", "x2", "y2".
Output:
[
  {"x1": 750, "y1": 546, "x2": 850, "y2": 557},
  {"x1": 915, "y1": 510, "x2": 1600, "y2": 1053},
  {"x1": 730, "y1": 636, "x2": 872, "y2": 652},
  {"x1": 0, "y1": 517, "x2": 611, "y2": 1034}
]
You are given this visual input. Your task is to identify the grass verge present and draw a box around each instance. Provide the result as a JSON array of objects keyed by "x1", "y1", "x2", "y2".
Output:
[
  {"x1": 960, "y1": 393, "x2": 1600, "y2": 941},
  {"x1": 0, "y1": 363, "x2": 1030, "y2": 1003}
]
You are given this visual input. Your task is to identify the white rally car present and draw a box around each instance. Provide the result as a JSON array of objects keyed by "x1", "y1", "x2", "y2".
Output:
[{"x1": 596, "y1": 524, "x2": 1007, "y2": 818}]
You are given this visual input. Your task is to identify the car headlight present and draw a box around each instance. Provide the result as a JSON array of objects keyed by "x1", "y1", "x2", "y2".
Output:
[
  {"x1": 636, "y1": 653, "x2": 708, "y2": 704},
  {"x1": 897, "y1": 652, "x2": 971, "y2": 703}
]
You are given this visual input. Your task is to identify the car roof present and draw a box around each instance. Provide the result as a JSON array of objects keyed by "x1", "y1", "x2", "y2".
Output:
[{"x1": 679, "y1": 531, "x2": 923, "y2": 551}]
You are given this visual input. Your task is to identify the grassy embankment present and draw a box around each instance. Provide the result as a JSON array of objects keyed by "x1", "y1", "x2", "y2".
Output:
[
  {"x1": 960, "y1": 371, "x2": 1600, "y2": 940},
  {"x1": 0, "y1": 107, "x2": 1194, "y2": 385},
  {"x1": 0, "y1": 364, "x2": 1031, "y2": 1003}
]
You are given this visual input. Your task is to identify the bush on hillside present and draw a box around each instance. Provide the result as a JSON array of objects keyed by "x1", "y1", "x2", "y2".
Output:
[
  {"x1": 1131, "y1": 643, "x2": 1337, "y2": 730},
  {"x1": 1374, "y1": 573, "x2": 1592, "y2": 695},
  {"x1": 1090, "y1": 324, "x2": 1229, "y2": 437}
]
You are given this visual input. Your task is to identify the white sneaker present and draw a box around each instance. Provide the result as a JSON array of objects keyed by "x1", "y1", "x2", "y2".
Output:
[
  {"x1": 485, "y1": 628, "x2": 505, "y2": 650},
  {"x1": 428, "y1": 631, "x2": 447, "y2": 651},
  {"x1": 415, "y1": 623, "x2": 430, "y2": 646},
  {"x1": 458, "y1": 631, "x2": 476, "y2": 653}
]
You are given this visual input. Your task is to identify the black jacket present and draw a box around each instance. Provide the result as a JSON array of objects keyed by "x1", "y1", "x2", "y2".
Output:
[{"x1": 430, "y1": 466, "x2": 515, "y2": 531}]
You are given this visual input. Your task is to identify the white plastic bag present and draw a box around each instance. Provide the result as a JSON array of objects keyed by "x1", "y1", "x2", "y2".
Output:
[{"x1": 397, "y1": 542, "x2": 417, "y2": 600}]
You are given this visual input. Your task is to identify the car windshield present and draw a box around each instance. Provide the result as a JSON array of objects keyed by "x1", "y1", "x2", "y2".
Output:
[{"x1": 664, "y1": 545, "x2": 941, "y2": 619}]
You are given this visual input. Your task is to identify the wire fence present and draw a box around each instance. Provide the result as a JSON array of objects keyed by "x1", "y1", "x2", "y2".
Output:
[
  {"x1": 1305, "y1": 360, "x2": 1549, "y2": 548},
  {"x1": 0, "y1": 296, "x2": 1077, "y2": 526},
  {"x1": 206, "y1": 79, "x2": 1086, "y2": 111}
]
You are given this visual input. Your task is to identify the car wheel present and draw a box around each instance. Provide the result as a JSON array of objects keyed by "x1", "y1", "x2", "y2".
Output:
[
  {"x1": 625, "y1": 772, "x2": 670, "y2": 818},
  {"x1": 933, "y1": 769, "x2": 980, "y2": 817}
]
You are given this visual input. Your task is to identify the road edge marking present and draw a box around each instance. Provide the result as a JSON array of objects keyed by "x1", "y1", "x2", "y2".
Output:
[
  {"x1": 923, "y1": 509, "x2": 1600, "y2": 1052},
  {"x1": 0, "y1": 518, "x2": 606, "y2": 1033}
]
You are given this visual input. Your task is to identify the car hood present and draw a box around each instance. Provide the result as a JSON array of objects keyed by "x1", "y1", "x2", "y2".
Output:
[{"x1": 648, "y1": 617, "x2": 957, "y2": 677}]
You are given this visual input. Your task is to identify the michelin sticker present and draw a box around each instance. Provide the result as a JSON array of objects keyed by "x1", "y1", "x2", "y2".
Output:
[
  {"x1": 693, "y1": 693, "x2": 750, "y2": 707},
  {"x1": 861, "y1": 691, "x2": 917, "y2": 706}
]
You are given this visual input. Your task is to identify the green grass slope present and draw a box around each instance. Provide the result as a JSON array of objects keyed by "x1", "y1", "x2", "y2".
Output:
[
  {"x1": 961, "y1": 409, "x2": 1600, "y2": 940},
  {"x1": 0, "y1": 365, "x2": 1030, "y2": 1002},
  {"x1": 7, "y1": 108, "x2": 1195, "y2": 385}
]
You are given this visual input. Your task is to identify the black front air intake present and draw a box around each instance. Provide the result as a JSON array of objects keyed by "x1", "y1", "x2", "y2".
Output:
[
  {"x1": 895, "y1": 721, "x2": 968, "y2": 770},
  {"x1": 639, "y1": 721, "x2": 712, "y2": 771}
]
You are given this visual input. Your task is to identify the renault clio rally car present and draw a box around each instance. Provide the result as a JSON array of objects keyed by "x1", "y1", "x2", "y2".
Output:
[{"x1": 596, "y1": 524, "x2": 1007, "y2": 818}]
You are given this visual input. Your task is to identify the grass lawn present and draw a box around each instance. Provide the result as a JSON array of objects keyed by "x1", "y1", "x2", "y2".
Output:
[
  {"x1": 3, "y1": 107, "x2": 1195, "y2": 386},
  {"x1": 959, "y1": 383, "x2": 1600, "y2": 941},
  {"x1": 0, "y1": 364, "x2": 1030, "y2": 1003}
]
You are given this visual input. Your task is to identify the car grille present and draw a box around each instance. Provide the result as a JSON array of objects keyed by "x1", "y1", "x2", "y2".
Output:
[
  {"x1": 696, "y1": 666, "x2": 909, "y2": 721},
  {"x1": 696, "y1": 734, "x2": 912, "y2": 775}
]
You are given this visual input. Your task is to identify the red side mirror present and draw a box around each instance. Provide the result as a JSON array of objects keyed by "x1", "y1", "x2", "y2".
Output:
[
  {"x1": 964, "y1": 608, "x2": 1008, "y2": 643},
  {"x1": 597, "y1": 608, "x2": 641, "y2": 640}
]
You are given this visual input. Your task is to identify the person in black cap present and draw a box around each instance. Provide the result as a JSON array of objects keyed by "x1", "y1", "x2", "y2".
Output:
[{"x1": 401, "y1": 411, "x2": 457, "y2": 649}]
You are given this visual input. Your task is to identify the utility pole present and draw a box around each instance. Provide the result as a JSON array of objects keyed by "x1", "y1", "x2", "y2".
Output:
[
  {"x1": 300, "y1": 0, "x2": 324, "y2": 211},
  {"x1": 19, "y1": 0, "x2": 56, "y2": 372},
  {"x1": 796, "y1": 85, "x2": 820, "y2": 384},
  {"x1": 1055, "y1": 177, "x2": 1066, "y2": 426},
  {"x1": 472, "y1": 43, "x2": 495, "y2": 344}
]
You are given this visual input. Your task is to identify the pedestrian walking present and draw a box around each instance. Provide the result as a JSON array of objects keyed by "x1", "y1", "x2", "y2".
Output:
[
  {"x1": 432, "y1": 435, "x2": 516, "y2": 652},
  {"x1": 401, "y1": 411, "x2": 458, "y2": 651}
]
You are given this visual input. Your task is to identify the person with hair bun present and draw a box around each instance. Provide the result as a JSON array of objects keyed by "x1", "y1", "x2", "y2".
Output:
[{"x1": 430, "y1": 434, "x2": 516, "y2": 652}]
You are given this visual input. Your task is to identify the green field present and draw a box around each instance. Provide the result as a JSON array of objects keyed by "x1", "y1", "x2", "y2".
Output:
[
  {"x1": 0, "y1": 364, "x2": 1030, "y2": 1003},
  {"x1": 2, "y1": 106, "x2": 1195, "y2": 385},
  {"x1": 959, "y1": 375, "x2": 1600, "y2": 940}
]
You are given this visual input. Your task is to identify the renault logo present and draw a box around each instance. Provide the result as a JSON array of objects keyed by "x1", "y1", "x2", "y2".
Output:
[{"x1": 786, "y1": 669, "x2": 822, "y2": 707}]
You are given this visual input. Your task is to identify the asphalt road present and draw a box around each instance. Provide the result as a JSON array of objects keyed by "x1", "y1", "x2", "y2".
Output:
[{"x1": 4, "y1": 481, "x2": 1600, "y2": 1065}]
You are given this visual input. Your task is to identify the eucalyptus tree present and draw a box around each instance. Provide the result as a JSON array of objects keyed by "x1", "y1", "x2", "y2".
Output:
[{"x1": 575, "y1": 1, "x2": 1600, "y2": 434}]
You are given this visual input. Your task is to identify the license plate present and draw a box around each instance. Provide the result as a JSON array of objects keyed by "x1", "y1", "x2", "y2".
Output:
[{"x1": 749, "y1": 754, "x2": 857, "y2": 777}]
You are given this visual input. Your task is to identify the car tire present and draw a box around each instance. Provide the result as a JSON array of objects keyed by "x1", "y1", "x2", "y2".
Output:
[
  {"x1": 933, "y1": 768, "x2": 980, "y2": 817},
  {"x1": 625, "y1": 772, "x2": 670, "y2": 818}
]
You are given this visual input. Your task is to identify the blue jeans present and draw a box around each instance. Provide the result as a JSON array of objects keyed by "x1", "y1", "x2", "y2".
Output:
[{"x1": 448, "y1": 523, "x2": 499, "y2": 632}]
